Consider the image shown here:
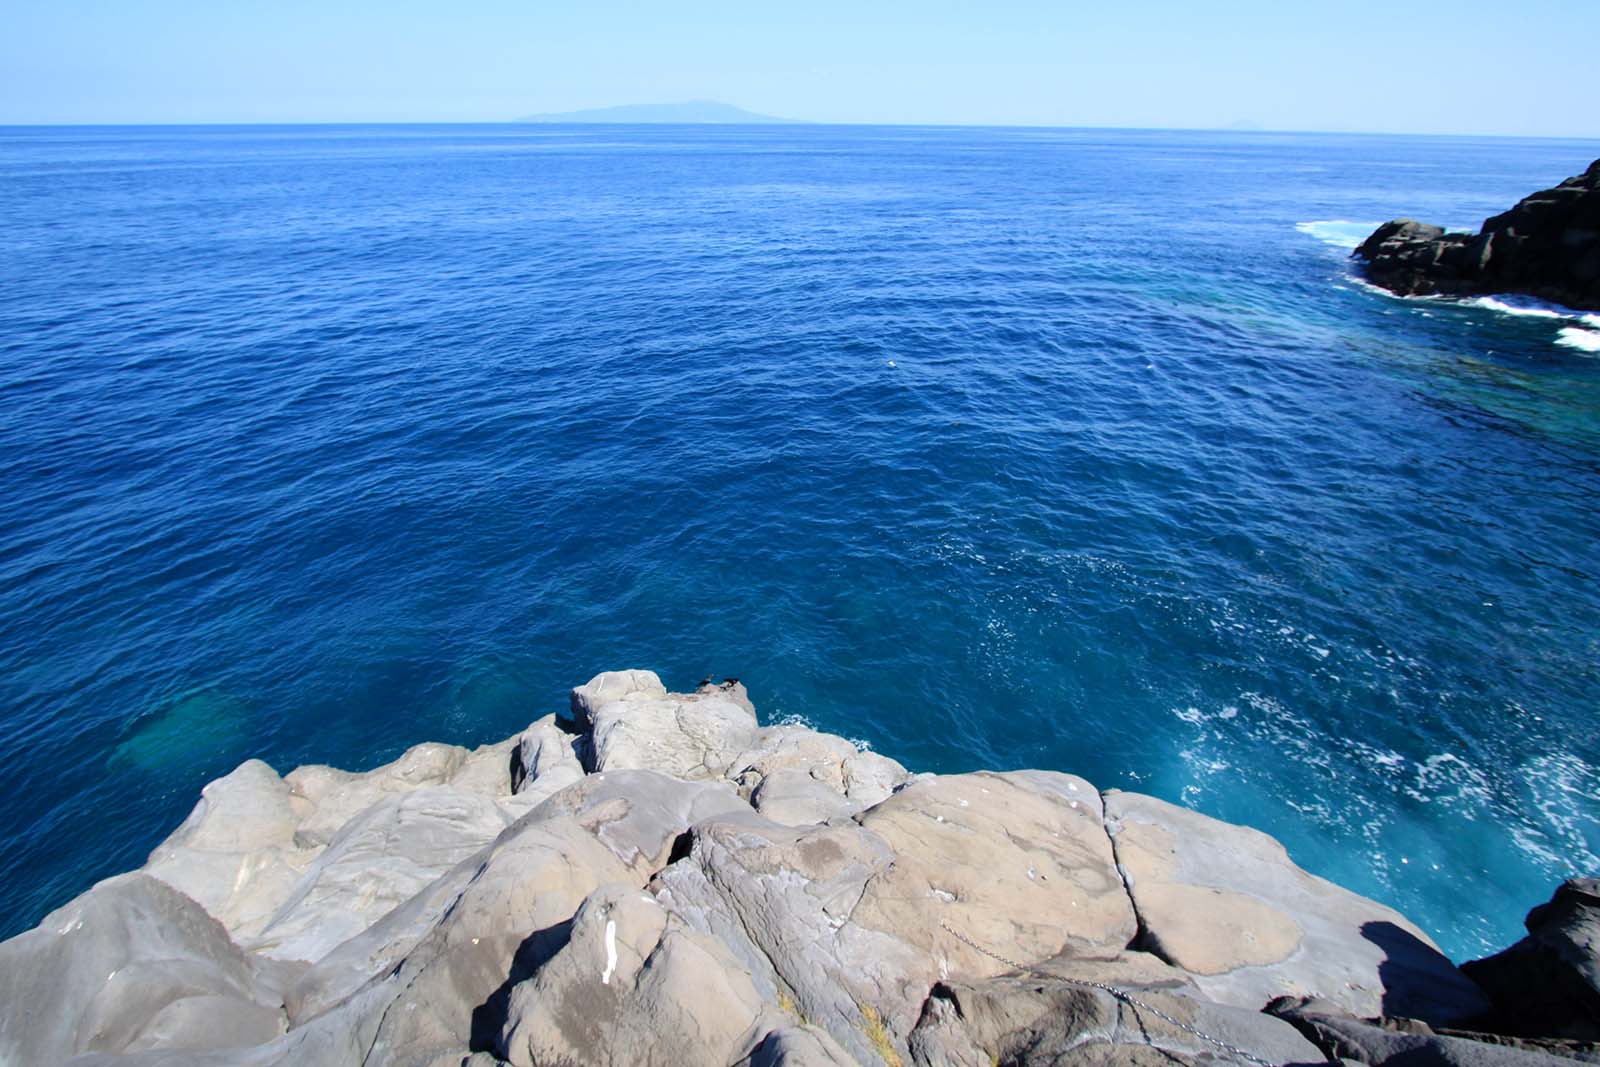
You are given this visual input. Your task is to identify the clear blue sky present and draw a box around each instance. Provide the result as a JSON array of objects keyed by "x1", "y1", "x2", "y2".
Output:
[{"x1": 3, "y1": 0, "x2": 1596, "y2": 136}]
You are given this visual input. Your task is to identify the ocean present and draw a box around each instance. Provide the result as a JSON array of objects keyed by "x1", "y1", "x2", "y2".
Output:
[{"x1": 2, "y1": 123, "x2": 1597, "y2": 960}]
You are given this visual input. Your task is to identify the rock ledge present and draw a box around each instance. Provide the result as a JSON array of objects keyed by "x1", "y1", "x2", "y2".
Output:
[{"x1": 0, "y1": 670, "x2": 1589, "y2": 1067}]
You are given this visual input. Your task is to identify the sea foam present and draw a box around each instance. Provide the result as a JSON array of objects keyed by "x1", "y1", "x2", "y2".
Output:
[
  {"x1": 1462, "y1": 296, "x2": 1568, "y2": 319},
  {"x1": 1448, "y1": 296, "x2": 1600, "y2": 353},
  {"x1": 1295, "y1": 220, "x2": 1376, "y2": 250},
  {"x1": 1554, "y1": 327, "x2": 1600, "y2": 353}
]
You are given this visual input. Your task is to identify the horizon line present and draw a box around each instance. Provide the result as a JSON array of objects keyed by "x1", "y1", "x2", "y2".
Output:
[{"x1": 2, "y1": 118, "x2": 1599, "y2": 141}]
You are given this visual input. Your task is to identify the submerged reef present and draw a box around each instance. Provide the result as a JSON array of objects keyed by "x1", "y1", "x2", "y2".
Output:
[
  {"x1": 1353, "y1": 160, "x2": 1600, "y2": 310},
  {"x1": 2, "y1": 670, "x2": 1596, "y2": 1066}
]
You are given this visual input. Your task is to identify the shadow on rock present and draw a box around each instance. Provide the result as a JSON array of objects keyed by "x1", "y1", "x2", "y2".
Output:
[
  {"x1": 469, "y1": 918, "x2": 573, "y2": 1051},
  {"x1": 1363, "y1": 920, "x2": 1490, "y2": 1025}
]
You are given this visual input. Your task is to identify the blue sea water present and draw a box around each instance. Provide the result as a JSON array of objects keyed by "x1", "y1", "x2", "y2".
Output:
[{"x1": 2, "y1": 124, "x2": 1598, "y2": 961}]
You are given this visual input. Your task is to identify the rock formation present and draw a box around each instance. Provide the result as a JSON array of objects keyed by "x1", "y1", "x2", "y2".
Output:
[
  {"x1": 0, "y1": 670, "x2": 1590, "y2": 1066},
  {"x1": 1462, "y1": 879, "x2": 1600, "y2": 1042},
  {"x1": 1352, "y1": 160, "x2": 1600, "y2": 310}
]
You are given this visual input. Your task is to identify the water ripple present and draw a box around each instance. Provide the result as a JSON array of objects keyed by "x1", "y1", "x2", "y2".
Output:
[{"x1": 0, "y1": 125, "x2": 1597, "y2": 958}]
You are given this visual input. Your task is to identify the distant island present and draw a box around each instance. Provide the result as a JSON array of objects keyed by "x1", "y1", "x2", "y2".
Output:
[{"x1": 515, "y1": 99, "x2": 800, "y2": 124}]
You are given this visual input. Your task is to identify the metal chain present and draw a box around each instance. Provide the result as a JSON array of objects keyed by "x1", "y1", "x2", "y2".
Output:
[{"x1": 937, "y1": 920, "x2": 1281, "y2": 1067}]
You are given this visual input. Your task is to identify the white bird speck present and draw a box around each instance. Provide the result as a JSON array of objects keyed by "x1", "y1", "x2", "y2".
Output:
[{"x1": 601, "y1": 919, "x2": 619, "y2": 986}]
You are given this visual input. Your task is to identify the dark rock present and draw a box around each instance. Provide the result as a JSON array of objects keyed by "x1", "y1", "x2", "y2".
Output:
[
  {"x1": 1433, "y1": 1029, "x2": 1600, "y2": 1064},
  {"x1": 1352, "y1": 161, "x2": 1600, "y2": 310},
  {"x1": 1267, "y1": 998, "x2": 1588, "y2": 1067},
  {"x1": 1461, "y1": 879, "x2": 1600, "y2": 1041}
]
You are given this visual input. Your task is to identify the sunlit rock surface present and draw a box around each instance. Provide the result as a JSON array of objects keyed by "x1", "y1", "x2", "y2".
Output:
[{"x1": 3, "y1": 670, "x2": 1586, "y2": 1067}]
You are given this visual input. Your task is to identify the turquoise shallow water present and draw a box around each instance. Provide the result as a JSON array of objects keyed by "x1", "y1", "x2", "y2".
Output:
[{"x1": 2, "y1": 124, "x2": 1598, "y2": 958}]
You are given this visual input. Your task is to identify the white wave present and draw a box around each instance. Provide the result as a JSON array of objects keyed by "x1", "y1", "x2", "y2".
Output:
[
  {"x1": 1463, "y1": 297, "x2": 1600, "y2": 356},
  {"x1": 1555, "y1": 327, "x2": 1600, "y2": 353},
  {"x1": 1519, "y1": 751, "x2": 1600, "y2": 872},
  {"x1": 1410, "y1": 753, "x2": 1494, "y2": 809},
  {"x1": 1295, "y1": 220, "x2": 1375, "y2": 250},
  {"x1": 1462, "y1": 296, "x2": 1567, "y2": 319},
  {"x1": 1346, "y1": 274, "x2": 1417, "y2": 301}
]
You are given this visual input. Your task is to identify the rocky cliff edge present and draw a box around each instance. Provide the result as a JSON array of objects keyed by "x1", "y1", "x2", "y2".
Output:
[{"x1": 1, "y1": 670, "x2": 1594, "y2": 1067}]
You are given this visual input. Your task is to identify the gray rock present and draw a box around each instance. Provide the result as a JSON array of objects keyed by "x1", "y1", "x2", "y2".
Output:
[
  {"x1": 241, "y1": 814, "x2": 638, "y2": 1064},
  {"x1": 498, "y1": 714, "x2": 586, "y2": 820},
  {"x1": 651, "y1": 807, "x2": 915, "y2": 1065},
  {"x1": 287, "y1": 741, "x2": 470, "y2": 848},
  {"x1": 494, "y1": 883, "x2": 775, "y2": 1066},
  {"x1": 249, "y1": 786, "x2": 510, "y2": 963},
  {"x1": 447, "y1": 734, "x2": 521, "y2": 798},
  {"x1": 653, "y1": 771, "x2": 1136, "y2": 1065},
  {"x1": 697, "y1": 677, "x2": 758, "y2": 715},
  {"x1": 9, "y1": 669, "x2": 1528, "y2": 1067},
  {"x1": 124, "y1": 995, "x2": 284, "y2": 1052},
  {"x1": 337, "y1": 767, "x2": 755, "y2": 1067},
  {"x1": 569, "y1": 669, "x2": 669, "y2": 729},
  {"x1": 282, "y1": 770, "x2": 743, "y2": 1029},
  {"x1": 508, "y1": 714, "x2": 584, "y2": 795},
  {"x1": 142, "y1": 759, "x2": 319, "y2": 942},
  {"x1": 1104, "y1": 790, "x2": 1488, "y2": 1024},
  {"x1": 281, "y1": 848, "x2": 489, "y2": 1025},
  {"x1": 728, "y1": 725, "x2": 909, "y2": 812},
  {"x1": 856, "y1": 772, "x2": 1137, "y2": 973},
  {"x1": 740, "y1": 1025, "x2": 862, "y2": 1066},
  {"x1": 751, "y1": 767, "x2": 855, "y2": 826},
  {"x1": 0, "y1": 873, "x2": 289, "y2": 1063},
  {"x1": 908, "y1": 951, "x2": 1325, "y2": 1067},
  {"x1": 348, "y1": 814, "x2": 648, "y2": 1067},
  {"x1": 518, "y1": 769, "x2": 749, "y2": 877},
  {"x1": 64, "y1": 980, "x2": 408, "y2": 1066},
  {"x1": 589, "y1": 691, "x2": 759, "y2": 780}
]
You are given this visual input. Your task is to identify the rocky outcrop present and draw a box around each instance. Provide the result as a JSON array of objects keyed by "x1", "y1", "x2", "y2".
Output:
[
  {"x1": 0, "y1": 669, "x2": 1581, "y2": 1066},
  {"x1": 910, "y1": 953, "x2": 1326, "y2": 1067},
  {"x1": 1353, "y1": 160, "x2": 1600, "y2": 310},
  {"x1": 0, "y1": 874, "x2": 297, "y2": 1062},
  {"x1": 1462, "y1": 879, "x2": 1600, "y2": 1041},
  {"x1": 1266, "y1": 996, "x2": 1599, "y2": 1067},
  {"x1": 1106, "y1": 790, "x2": 1487, "y2": 1022}
]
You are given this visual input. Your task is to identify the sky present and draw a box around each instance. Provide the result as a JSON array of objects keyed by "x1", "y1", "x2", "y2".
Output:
[{"x1": 2, "y1": 0, "x2": 1597, "y2": 136}]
